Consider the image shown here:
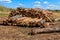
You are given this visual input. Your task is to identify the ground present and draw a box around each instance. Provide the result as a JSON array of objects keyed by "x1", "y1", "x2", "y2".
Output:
[
  {"x1": 0, "y1": 12, "x2": 60, "y2": 40},
  {"x1": 0, "y1": 24, "x2": 60, "y2": 40}
]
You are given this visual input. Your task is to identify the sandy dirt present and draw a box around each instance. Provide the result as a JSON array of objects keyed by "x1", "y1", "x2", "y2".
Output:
[{"x1": 0, "y1": 24, "x2": 60, "y2": 40}]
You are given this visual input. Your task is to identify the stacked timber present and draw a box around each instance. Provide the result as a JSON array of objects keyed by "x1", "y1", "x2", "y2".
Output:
[
  {"x1": 9, "y1": 8, "x2": 54, "y2": 22},
  {"x1": 3, "y1": 7, "x2": 55, "y2": 27}
]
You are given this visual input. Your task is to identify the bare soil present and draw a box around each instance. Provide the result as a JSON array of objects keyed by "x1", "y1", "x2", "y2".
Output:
[{"x1": 0, "y1": 17, "x2": 60, "y2": 40}]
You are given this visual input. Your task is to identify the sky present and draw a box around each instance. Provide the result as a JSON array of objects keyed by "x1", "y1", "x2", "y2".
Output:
[{"x1": 0, "y1": 0, "x2": 60, "y2": 10}]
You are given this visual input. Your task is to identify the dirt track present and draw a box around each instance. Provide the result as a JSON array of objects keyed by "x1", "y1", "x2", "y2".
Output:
[{"x1": 0, "y1": 17, "x2": 60, "y2": 40}]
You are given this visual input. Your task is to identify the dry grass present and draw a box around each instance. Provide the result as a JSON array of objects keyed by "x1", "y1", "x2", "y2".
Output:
[
  {"x1": 0, "y1": 12, "x2": 9, "y2": 16},
  {"x1": 52, "y1": 12, "x2": 60, "y2": 19}
]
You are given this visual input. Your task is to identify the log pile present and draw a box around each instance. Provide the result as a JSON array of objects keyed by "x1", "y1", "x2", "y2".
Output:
[
  {"x1": 3, "y1": 7, "x2": 55, "y2": 27},
  {"x1": 0, "y1": 8, "x2": 59, "y2": 35},
  {"x1": 9, "y1": 8, "x2": 54, "y2": 22}
]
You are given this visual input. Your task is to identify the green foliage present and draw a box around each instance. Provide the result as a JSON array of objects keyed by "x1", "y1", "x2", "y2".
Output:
[
  {"x1": 48, "y1": 9, "x2": 60, "y2": 13},
  {"x1": 0, "y1": 13, "x2": 9, "y2": 16},
  {"x1": 0, "y1": 6, "x2": 12, "y2": 12}
]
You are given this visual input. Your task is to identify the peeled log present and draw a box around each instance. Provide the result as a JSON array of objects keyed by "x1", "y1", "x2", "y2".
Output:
[{"x1": 31, "y1": 27, "x2": 60, "y2": 35}]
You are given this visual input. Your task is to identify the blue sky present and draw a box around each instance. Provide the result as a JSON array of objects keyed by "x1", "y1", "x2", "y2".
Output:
[{"x1": 0, "y1": 0, "x2": 60, "y2": 10}]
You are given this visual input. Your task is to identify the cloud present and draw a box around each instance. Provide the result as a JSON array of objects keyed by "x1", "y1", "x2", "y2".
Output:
[
  {"x1": 18, "y1": 3, "x2": 24, "y2": 7},
  {"x1": 33, "y1": 1, "x2": 41, "y2": 8},
  {"x1": 43, "y1": 1, "x2": 48, "y2": 4},
  {"x1": 49, "y1": 4, "x2": 56, "y2": 7},
  {"x1": 19, "y1": 3, "x2": 23, "y2": 6},
  {"x1": 58, "y1": 2, "x2": 60, "y2": 4},
  {"x1": 47, "y1": 4, "x2": 60, "y2": 10},
  {"x1": 0, "y1": 0, "x2": 12, "y2": 3},
  {"x1": 33, "y1": 4, "x2": 41, "y2": 7},
  {"x1": 34, "y1": 1, "x2": 41, "y2": 5}
]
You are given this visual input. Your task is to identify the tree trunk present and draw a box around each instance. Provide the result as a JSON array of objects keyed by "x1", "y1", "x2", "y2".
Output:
[{"x1": 31, "y1": 27, "x2": 60, "y2": 35}]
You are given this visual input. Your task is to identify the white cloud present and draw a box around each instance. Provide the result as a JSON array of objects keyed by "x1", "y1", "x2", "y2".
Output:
[
  {"x1": 33, "y1": 4, "x2": 41, "y2": 7},
  {"x1": 43, "y1": 1, "x2": 48, "y2": 4},
  {"x1": 0, "y1": 0, "x2": 12, "y2": 3},
  {"x1": 34, "y1": 1, "x2": 41, "y2": 5},
  {"x1": 33, "y1": 1, "x2": 41, "y2": 8},
  {"x1": 58, "y1": 2, "x2": 60, "y2": 4},
  {"x1": 19, "y1": 3, "x2": 23, "y2": 6},
  {"x1": 48, "y1": 4, "x2": 55, "y2": 7},
  {"x1": 18, "y1": 3, "x2": 24, "y2": 7},
  {"x1": 47, "y1": 4, "x2": 60, "y2": 10}
]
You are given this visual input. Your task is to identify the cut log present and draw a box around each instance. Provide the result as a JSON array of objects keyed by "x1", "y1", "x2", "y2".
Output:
[{"x1": 31, "y1": 27, "x2": 60, "y2": 35}]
